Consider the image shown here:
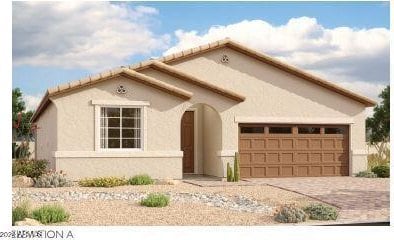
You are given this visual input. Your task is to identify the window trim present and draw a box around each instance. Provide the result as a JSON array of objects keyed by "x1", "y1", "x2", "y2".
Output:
[{"x1": 93, "y1": 100, "x2": 149, "y2": 152}]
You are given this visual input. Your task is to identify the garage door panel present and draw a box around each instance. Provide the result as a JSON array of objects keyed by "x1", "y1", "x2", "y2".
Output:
[
  {"x1": 239, "y1": 153, "x2": 251, "y2": 164},
  {"x1": 266, "y1": 167, "x2": 280, "y2": 177},
  {"x1": 240, "y1": 167, "x2": 252, "y2": 178},
  {"x1": 266, "y1": 153, "x2": 280, "y2": 163},
  {"x1": 239, "y1": 124, "x2": 349, "y2": 178},
  {"x1": 252, "y1": 167, "x2": 265, "y2": 177},
  {"x1": 281, "y1": 139, "x2": 294, "y2": 149},
  {"x1": 251, "y1": 139, "x2": 265, "y2": 149},
  {"x1": 252, "y1": 153, "x2": 265, "y2": 163},
  {"x1": 282, "y1": 166, "x2": 294, "y2": 176},
  {"x1": 281, "y1": 153, "x2": 294, "y2": 163}
]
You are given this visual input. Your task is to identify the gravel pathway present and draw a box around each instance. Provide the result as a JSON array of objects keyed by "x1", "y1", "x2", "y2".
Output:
[{"x1": 13, "y1": 190, "x2": 274, "y2": 214}]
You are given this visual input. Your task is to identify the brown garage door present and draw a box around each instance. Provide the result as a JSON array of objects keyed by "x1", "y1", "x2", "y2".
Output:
[{"x1": 239, "y1": 124, "x2": 349, "y2": 178}]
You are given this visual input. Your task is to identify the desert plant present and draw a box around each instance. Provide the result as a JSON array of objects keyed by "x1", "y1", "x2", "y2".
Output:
[
  {"x1": 129, "y1": 174, "x2": 154, "y2": 185},
  {"x1": 12, "y1": 201, "x2": 30, "y2": 226},
  {"x1": 371, "y1": 165, "x2": 390, "y2": 178},
  {"x1": 12, "y1": 159, "x2": 48, "y2": 178},
  {"x1": 303, "y1": 204, "x2": 338, "y2": 220},
  {"x1": 233, "y1": 152, "x2": 240, "y2": 182},
  {"x1": 79, "y1": 177, "x2": 128, "y2": 187},
  {"x1": 140, "y1": 193, "x2": 170, "y2": 207},
  {"x1": 32, "y1": 204, "x2": 69, "y2": 224},
  {"x1": 226, "y1": 162, "x2": 233, "y2": 182},
  {"x1": 368, "y1": 153, "x2": 389, "y2": 170},
  {"x1": 274, "y1": 205, "x2": 306, "y2": 223},
  {"x1": 355, "y1": 170, "x2": 377, "y2": 178},
  {"x1": 34, "y1": 172, "x2": 70, "y2": 188}
]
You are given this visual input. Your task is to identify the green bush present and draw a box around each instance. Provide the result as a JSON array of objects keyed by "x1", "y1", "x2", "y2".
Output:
[
  {"x1": 233, "y1": 152, "x2": 240, "y2": 182},
  {"x1": 12, "y1": 201, "x2": 30, "y2": 226},
  {"x1": 34, "y1": 172, "x2": 70, "y2": 188},
  {"x1": 129, "y1": 174, "x2": 154, "y2": 185},
  {"x1": 371, "y1": 165, "x2": 390, "y2": 178},
  {"x1": 274, "y1": 205, "x2": 306, "y2": 223},
  {"x1": 32, "y1": 204, "x2": 69, "y2": 224},
  {"x1": 355, "y1": 171, "x2": 377, "y2": 178},
  {"x1": 303, "y1": 204, "x2": 338, "y2": 220},
  {"x1": 368, "y1": 153, "x2": 389, "y2": 170},
  {"x1": 140, "y1": 193, "x2": 170, "y2": 207},
  {"x1": 12, "y1": 159, "x2": 48, "y2": 178},
  {"x1": 79, "y1": 177, "x2": 128, "y2": 187},
  {"x1": 226, "y1": 162, "x2": 233, "y2": 182}
]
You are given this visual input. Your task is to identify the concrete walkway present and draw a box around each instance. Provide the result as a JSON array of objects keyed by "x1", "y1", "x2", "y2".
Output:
[{"x1": 244, "y1": 177, "x2": 390, "y2": 223}]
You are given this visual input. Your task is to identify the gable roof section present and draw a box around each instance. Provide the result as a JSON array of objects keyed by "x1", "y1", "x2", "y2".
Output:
[
  {"x1": 31, "y1": 68, "x2": 193, "y2": 122},
  {"x1": 129, "y1": 38, "x2": 375, "y2": 107},
  {"x1": 32, "y1": 38, "x2": 376, "y2": 122},
  {"x1": 147, "y1": 61, "x2": 245, "y2": 102}
]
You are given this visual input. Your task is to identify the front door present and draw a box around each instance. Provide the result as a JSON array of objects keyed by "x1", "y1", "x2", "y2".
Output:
[{"x1": 181, "y1": 111, "x2": 194, "y2": 173}]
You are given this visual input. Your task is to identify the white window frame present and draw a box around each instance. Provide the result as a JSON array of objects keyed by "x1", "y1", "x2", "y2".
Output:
[{"x1": 92, "y1": 100, "x2": 149, "y2": 152}]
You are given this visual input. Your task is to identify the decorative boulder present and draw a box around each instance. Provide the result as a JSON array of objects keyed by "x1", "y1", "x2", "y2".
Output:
[
  {"x1": 12, "y1": 176, "x2": 34, "y2": 188},
  {"x1": 14, "y1": 218, "x2": 43, "y2": 226}
]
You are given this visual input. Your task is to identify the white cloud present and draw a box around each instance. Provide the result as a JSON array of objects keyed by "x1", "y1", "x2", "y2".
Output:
[
  {"x1": 165, "y1": 17, "x2": 389, "y2": 104},
  {"x1": 13, "y1": 2, "x2": 170, "y2": 71},
  {"x1": 23, "y1": 94, "x2": 42, "y2": 112}
]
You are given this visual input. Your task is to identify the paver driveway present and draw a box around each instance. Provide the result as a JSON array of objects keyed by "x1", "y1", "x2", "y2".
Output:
[{"x1": 245, "y1": 177, "x2": 390, "y2": 223}]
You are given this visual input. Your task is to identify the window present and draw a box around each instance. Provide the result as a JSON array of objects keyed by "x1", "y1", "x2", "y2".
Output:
[
  {"x1": 241, "y1": 126, "x2": 264, "y2": 134},
  {"x1": 100, "y1": 107, "x2": 141, "y2": 149},
  {"x1": 269, "y1": 127, "x2": 292, "y2": 134},
  {"x1": 298, "y1": 127, "x2": 320, "y2": 134},
  {"x1": 325, "y1": 127, "x2": 345, "y2": 134}
]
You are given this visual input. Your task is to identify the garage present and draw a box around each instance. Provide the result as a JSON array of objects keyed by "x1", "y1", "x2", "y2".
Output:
[{"x1": 239, "y1": 124, "x2": 349, "y2": 178}]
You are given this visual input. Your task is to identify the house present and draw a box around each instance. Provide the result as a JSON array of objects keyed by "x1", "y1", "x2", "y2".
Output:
[{"x1": 31, "y1": 39, "x2": 376, "y2": 180}]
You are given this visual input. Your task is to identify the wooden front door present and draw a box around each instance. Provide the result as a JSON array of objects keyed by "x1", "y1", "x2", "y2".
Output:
[{"x1": 181, "y1": 111, "x2": 194, "y2": 173}]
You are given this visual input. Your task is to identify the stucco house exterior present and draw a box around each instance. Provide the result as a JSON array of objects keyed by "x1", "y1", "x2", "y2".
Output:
[{"x1": 31, "y1": 39, "x2": 376, "y2": 180}]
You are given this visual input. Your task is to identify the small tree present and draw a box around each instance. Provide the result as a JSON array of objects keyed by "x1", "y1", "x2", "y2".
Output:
[
  {"x1": 226, "y1": 162, "x2": 233, "y2": 182},
  {"x1": 233, "y1": 152, "x2": 240, "y2": 182},
  {"x1": 366, "y1": 86, "x2": 390, "y2": 161}
]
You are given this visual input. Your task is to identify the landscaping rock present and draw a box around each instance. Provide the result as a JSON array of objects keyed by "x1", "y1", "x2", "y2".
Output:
[
  {"x1": 14, "y1": 218, "x2": 42, "y2": 226},
  {"x1": 12, "y1": 176, "x2": 34, "y2": 188}
]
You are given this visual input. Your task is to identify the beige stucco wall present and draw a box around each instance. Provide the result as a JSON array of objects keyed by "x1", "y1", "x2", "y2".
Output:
[
  {"x1": 35, "y1": 103, "x2": 57, "y2": 170},
  {"x1": 172, "y1": 47, "x2": 368, "y2": 176},
  {"x1": 35, "y1": 46, "x2": 370, "y2": 178},
  {"x1": 56, "y1": 157, "x2": 182, "y2": 180}
]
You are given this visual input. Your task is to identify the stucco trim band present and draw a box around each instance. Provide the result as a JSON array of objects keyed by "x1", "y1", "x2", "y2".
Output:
[
  {"x1": 351, "y1": 149, "x2": 368, "y2": 156},
  {"x1": 216, "y1": 150, "x2": 237, "y2": 157},
  {"x1": 53, "y1": 150, "x2": 184, "y2": 158},
  {"x1": 234, "y1": 116, "x2": 355, "y2": 124}
]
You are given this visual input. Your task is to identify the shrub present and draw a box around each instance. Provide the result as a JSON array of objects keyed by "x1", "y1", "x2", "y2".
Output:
[
  {"x1": 34, "y1": 172, "x2": 70, "y2": 188},
  {"x1": 140, "y1": 193, "x2": 170, "y2": 207},
  {"x1": 303, "y1": 204, "x2": 338, "y2": 220},
  {"x1": 32, "y1": 204, "x2": 69, "y2": 224},
  {"x1": 12, "y1": 159, "x2": 48, "y2": 178},
  {"x1": 129, "y1": 174, "x2": 154, "y2": 185},
  {"x1": 226, "y1": 162, "x2": 233, "y2": 182},
  {"x1": 371, "y1": 165, "x2": 390, "y2": 178},
  {"x1": 12, "y1": 201, "x2": 30, "y2": 226},
  {"x1": 355, "y1": 171, "x2": 377, "y2": 178},
  {"x1": 79, "y1": 177, "x2": 128, "y2": 187},
  {"x1": 274, "y1": 205, "x2": 306, "y2": 223},
  {"x1": 233, "y1": 152, "x2": 240, "y2": 182},
  {"x1": 368, "y1": 153, "x2": 389, "y2": 170}
]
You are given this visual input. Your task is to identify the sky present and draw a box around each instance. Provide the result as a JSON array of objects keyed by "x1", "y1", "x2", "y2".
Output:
[{"x1": 12, "y1": 1, "x2": 390, "y2": 113}]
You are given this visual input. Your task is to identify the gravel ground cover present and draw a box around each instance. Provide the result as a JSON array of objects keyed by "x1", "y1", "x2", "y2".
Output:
[{"x1": 13, "y1": 182, "x2": 323, "y2": 225}]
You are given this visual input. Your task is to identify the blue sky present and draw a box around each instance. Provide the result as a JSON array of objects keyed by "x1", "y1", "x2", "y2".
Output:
[{"x1": 12, "y1": 1, "x2": 389, "y2": 111}]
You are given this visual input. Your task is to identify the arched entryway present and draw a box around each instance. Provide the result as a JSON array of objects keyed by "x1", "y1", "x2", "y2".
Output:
[{"x1": 180, "y1": 103, "x2": 222, "y2": 176}]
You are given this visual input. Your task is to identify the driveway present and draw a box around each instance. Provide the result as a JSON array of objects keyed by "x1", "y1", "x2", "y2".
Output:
[{"x1": 244, "y1": 177, "x2": 390, "y2": 223}]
